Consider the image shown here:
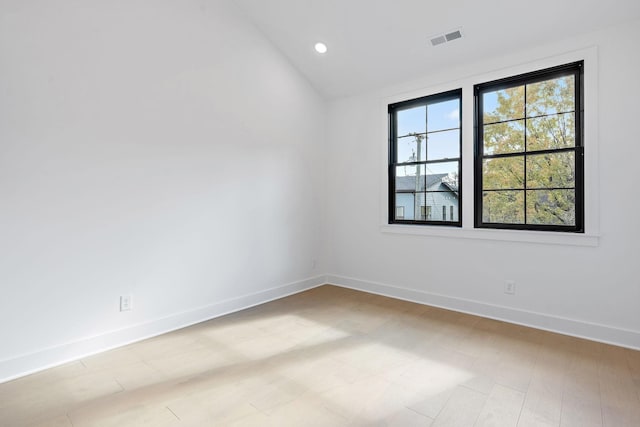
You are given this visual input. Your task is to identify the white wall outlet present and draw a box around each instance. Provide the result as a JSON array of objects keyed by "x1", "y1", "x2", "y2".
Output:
[
  {"x1": 120, "y1": 295, "x2": 132, "y2": 311},
  {"x1": 505, "y1": 280, "x2": 516, "y2": 295}
]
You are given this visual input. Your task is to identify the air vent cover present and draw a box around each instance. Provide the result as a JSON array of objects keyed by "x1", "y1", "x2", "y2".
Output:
[
  {"x1": 430, "y1": 35, "x2": 446, "y2": 46},
  {"x1": 430, "y1": 29, "x2": 463, "y2": 47},
  {"x1": 445, "y1": 30, "x2": 462, "y2": 41}
]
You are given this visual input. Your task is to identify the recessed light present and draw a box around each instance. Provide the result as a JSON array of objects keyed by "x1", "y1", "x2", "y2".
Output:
[{"x1": 314, "y1": 42, "x2": 328, "y2": 54}]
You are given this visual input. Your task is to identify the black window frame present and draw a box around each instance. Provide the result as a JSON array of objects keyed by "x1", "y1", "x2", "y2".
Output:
[
  {"x1": 388, "y1": 88, "x2": 462, "y2": 227},
  {"x1": 474, "y1": 61, "x2": 584, "y2": 233}
]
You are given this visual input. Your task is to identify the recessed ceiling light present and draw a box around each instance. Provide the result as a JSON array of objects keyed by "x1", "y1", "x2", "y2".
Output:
[{"x1": 314, "y1": 42, "x2": 328, "y2": 54}]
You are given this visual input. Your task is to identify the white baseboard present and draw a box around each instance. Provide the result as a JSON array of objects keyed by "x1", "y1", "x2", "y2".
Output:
[
  {"x1": 326, "y1": 274, "x2": 640, "y2": 351},
  {"x1": 0, "y1": 275, "x2": 326, "y2": 384}
]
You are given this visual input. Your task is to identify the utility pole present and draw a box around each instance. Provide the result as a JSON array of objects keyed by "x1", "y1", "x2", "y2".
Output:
[{"x1": 414, "y1": 134, "x2": 423, "y2": 220}]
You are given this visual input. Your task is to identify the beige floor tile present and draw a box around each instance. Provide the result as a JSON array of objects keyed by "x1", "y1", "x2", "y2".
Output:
[
  {"x1": 81, "y1": 347, "x2": 143, "y2": 371},
  {"x1": 600, "y1": 404, "x2": 640, "y2": 427},
  {"x1": 165, "y1": 392, "x2": 261, "y2": 426},
  {"x1": 407, "y1": 388, "x2": 457, "y2": 419},
  {"x1": 430, "y1": 385, "x2": 488, "y2": 427},
  {"x1": 230, "y1": 333, "x2": 299, "y2": 361},
  {"x1": 461, "y1": 374, "x2": 495, "y2": 395},
  {"x1": 130, "y1": 330, "x2": 208, "y2": 361},
  {"x1": 474, "y1": 384, "x2": 525, "y2": 427},
  {"x1": 0, "y1": 360, "x2": 88, "y2": 402},
  {"x1": 625, "y1": 348, "x2": 640, "y2": 379},
  {"x1": 353, "y1": 381, "x2": 433, "y2": 424},
  {"x1": 1, "y1": 370, "x2": 124, "y2": 426},
  {"x1": 263, "y1": 396, "x2": 350, "y2": 427},
  {"x1": 366, "y1": 318, "x2": 437, "y2": 354},
  {"x1": 385, "y1": 356, "x2": 475, "y2": 396},
  {"x1": 517, "y1": 382, "x2": 563, "y2": 426},
  {"x1": 560, "y1": 393, "x2": 603, "y2": 427},
  {"x1": 274, "y1": 351, "x2": 369, "y2": 393},
  {"x1": 248, "y1": 377, "x2": 308, "y2": 413},
  {"x1": 68, "y1": 403, "x2": 180, "y2": 427},
  {"x1": 329, "y1": 338, "x2": 418, "y2": 375},
  {"x1": 599, "y1": 372, "x2": 640, "y2": 427},
  {"x1": 382, "y1": 408, "x2": 434, "y2": 427},
  {"x1": 317, "y1": 375, "x2": 397, "y2": 421},
  {"x1": 144, "y1": 347, "x2": 233, "y2": 379},
  {"x1": 106, "y1": 361, "x2": 166, "y2": 391},
  {"x1": 223, "y1": 412, "x2": 273, "y2": 427},
  {"x1": 28, "y1": 414, "x2": 74, "y2": 427}
]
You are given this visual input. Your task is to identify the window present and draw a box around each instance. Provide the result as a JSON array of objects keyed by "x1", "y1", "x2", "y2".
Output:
[
  {"x1": 419, "y1": 206, "x2": 426, "y2": 220},
  {"x1": 442, "y1": 205, "x2": 447, "y2": 221},
  {"x1": 388, "y1": 89, "x2": 462, "y2": 226},
  {"x1": 474, "y1": 62, "x2": 583, "y2": 232}
]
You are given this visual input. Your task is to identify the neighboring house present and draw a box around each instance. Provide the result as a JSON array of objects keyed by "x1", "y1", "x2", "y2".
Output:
[{"x1": 395, "y1": 173, "x2": 459, "y2": 221}]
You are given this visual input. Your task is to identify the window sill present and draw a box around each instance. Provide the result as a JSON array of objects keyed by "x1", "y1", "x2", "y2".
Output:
[{"x1": 380, "y1": 224, "x2": 599, "y2": 247}]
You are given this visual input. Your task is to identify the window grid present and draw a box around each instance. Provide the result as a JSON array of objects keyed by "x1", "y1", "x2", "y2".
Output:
[
  {"x1": 388, "y1": 89, "x2": 462, "y2": 226},
  {"x1": 474, "y1": 61, "x2": 584, "y2": 232}
]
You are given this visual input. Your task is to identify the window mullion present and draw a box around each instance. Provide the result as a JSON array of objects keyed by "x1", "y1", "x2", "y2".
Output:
[{"x1": 523, "y1": 83, "x2": 528, "y2": 226}]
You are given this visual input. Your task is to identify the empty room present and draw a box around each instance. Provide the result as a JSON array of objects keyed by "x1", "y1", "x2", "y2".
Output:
[{"x1": 1, "y1": 0, "x2": 639, "y2": 426}]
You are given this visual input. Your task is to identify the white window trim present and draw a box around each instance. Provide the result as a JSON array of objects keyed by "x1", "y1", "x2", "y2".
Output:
[{"x1": 380, "y1": 47, "x2": 600, "y2": 247}]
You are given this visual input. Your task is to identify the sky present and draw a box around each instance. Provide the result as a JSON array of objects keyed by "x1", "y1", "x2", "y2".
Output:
[{"x1": 396, "y1": 98, "x2": 460, "y2": 177}]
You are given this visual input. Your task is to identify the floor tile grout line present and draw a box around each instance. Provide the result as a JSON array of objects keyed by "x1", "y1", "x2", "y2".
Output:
[{"x1": 166, "y1": 405, "x2": 181, "y2": 421}]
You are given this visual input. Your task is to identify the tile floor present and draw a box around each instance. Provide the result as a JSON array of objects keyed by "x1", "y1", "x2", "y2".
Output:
[{"x1": 1, "y1": 285, "x2": 639, "y2": 426}]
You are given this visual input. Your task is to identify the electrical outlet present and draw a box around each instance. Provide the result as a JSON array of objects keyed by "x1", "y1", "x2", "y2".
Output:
[
  {"x1": 120, "y1": 295, "x2": 132, "y2": 311},
  {"x1": 504, "y1": 280, "x2": 516, "y2": 295}
]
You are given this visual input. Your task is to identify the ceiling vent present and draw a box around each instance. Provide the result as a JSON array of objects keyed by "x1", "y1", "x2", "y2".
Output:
[{"x1": 430, "y1": 29, "x2": 463, "y2": 47}]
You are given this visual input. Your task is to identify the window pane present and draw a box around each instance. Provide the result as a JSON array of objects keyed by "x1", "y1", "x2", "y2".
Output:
[
  {"x1": 483, "y1": 157, "x2": 524, "y2": 190},
  {"x1": 396, "y1": 134, "x2": 426, "y2": 163},
  {"x1": 423, "y1": 192, "x2": 459, "y2": 221},
  {"x1": 483, "y1": 86, "x2": 524, "y2": 123},
  {"x1": 427, "y1": 98, "x2": 460, "y2": 132},
  {"x1": 427, "y1": 129, "x2": 459, "y2": 160},
  {"x1": 424, "y1": 161, "x2": 459, "y2": 192},
  {"x1": 526, "y1": 152, "x2": 575, "y2": 189},
  {"x1": 526, "y1": 75, "x2": 575, "y2": 117},
  {"x1": 397, "y1": 105, "x2": 426, "y2": 137},
  {"x1": 396, "y1": 166, "x2": 426, "y2": 192},
  {"x1": 395, "y1": 193, "x2": 416, "y2": 220},
  {"x1": 483, "y1": 191, "x2": 525, "y2": 224},
  {"x1": 483, "y1": 120, "x2": 525, "y2": 155},
  {"x1": 526, "y1": 113, "x2": 575, "y2": 151},
  {"x1": 526, "y1": 189, "x2": 576, "y2": 226}
]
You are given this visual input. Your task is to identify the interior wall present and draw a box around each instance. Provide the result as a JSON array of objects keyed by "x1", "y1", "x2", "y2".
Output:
[
  {"x1": 0, "y1": 0, "x2": 326, "y2": 380},
  {"x1": 325, "y1": 19, "x2": 640, "y2": 348}
]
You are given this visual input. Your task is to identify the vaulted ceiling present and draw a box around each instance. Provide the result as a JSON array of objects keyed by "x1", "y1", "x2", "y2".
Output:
[{"x1": 233, "y1": 0, "x2": 640, "y2": 98}]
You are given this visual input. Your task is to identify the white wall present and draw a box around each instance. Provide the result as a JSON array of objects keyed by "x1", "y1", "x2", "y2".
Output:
[
  {"x1": 325, "y1": 19, "x2": 640, "y2": 349},
  {"x1": 0, "y1": 0, "x2": 326, "y2": 381}
]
